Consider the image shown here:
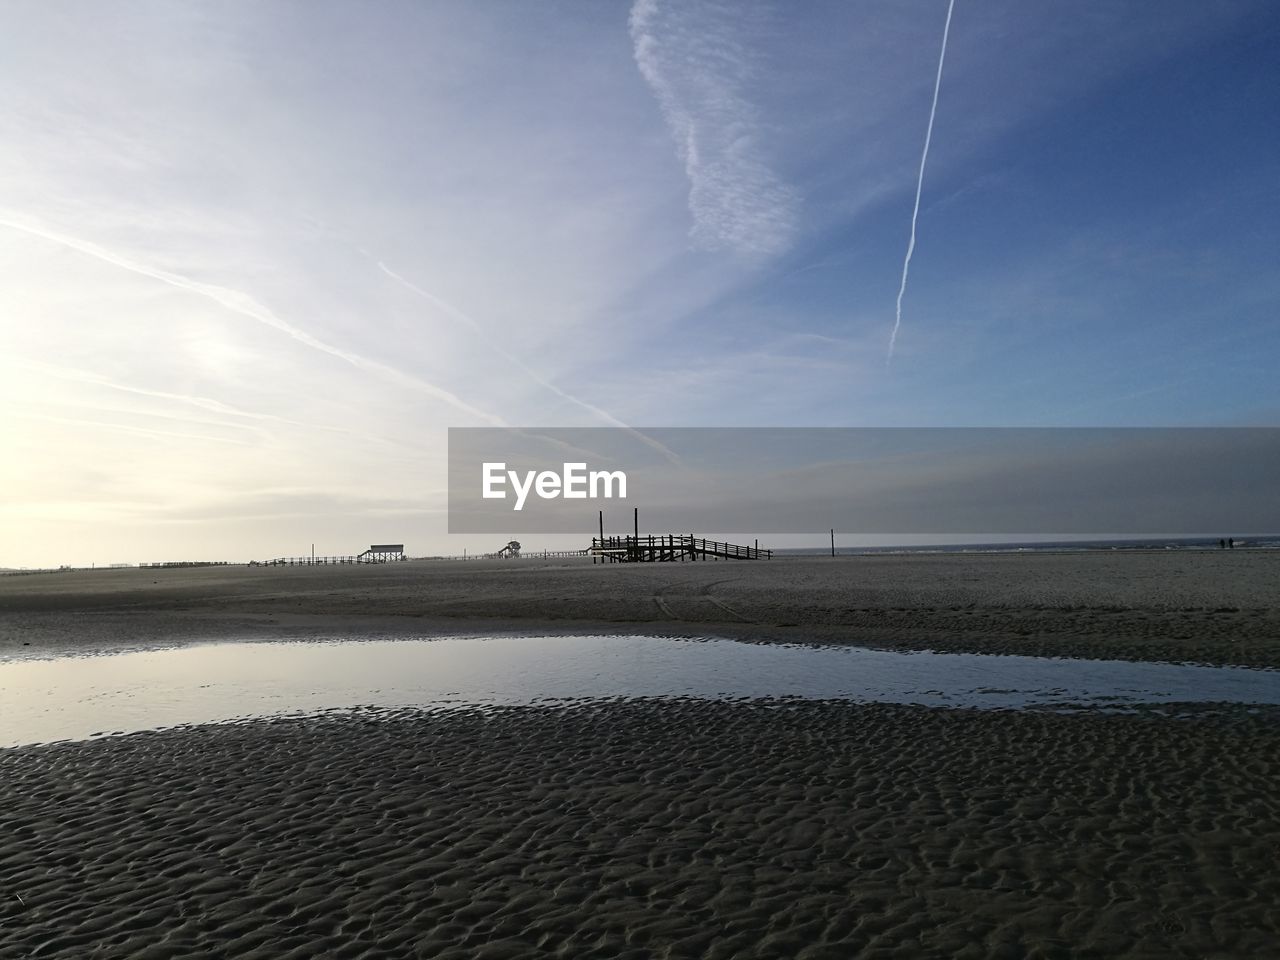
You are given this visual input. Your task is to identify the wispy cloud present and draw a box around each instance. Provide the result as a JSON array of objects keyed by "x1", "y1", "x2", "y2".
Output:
[
  {"x1": 4, "y1": 356, "x2": 426, "y2": 451},
  {"x1": 11, "y1": 411, "x2": 255, "y2": 447},
  {"x1": 376, "y1": 260, "x2": 627, "y2": 425},
  {"x1": 2, "y1": 1, "x2": 1269, "y2": 564},
  {"x1": 0, "y1": 214, "x2": 507, "y2": 427},
  {"x1": 629, "y1": 0, "x2": 798, "y2": 257},
  {"x1": 376, "y1": 259, "x2": 683, "y2": 463}
]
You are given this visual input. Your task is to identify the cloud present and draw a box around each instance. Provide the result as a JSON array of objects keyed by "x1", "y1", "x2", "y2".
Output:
[
  {"x1": 11, "y1": 411, "x2": 255, "y2": 448},
  {"x1": 376, "y1": 260, "x2": 627, "y2": 425},
  {"x1": 4, "y1": 356, "x2": 426, "y2": 452},
  {"x1": 2, "y1": 1, "x2": 1270, "y2": 564},
  {"x1": 629, "y1": 0, "x2": 798, "y2": 257},
  {"x1": 0, "y1": 214, "x2": 507, "y2": 427},
  {"x1": 376, "y1": 259, "x2": 684, "y2": 464}
]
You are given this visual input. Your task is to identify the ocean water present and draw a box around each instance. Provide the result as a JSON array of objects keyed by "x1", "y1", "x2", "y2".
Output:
[
  {"x1": 777, "y1": 535, "x2": 1280, "y2": 556},
  {"x1": 3, "y1": 635, "x2": 1279, "y2": 748}
]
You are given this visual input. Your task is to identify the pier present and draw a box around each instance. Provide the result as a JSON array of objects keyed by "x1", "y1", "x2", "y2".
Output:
[
  {"x1": 485, "y1": 541, "x2": 589, "y2": 560},
  {"x1": 255, "y1": 544, "x2": 407, "y2": 566},
  {"x1": 591, "y1": 535, "x2": 771, "y2": 563}
]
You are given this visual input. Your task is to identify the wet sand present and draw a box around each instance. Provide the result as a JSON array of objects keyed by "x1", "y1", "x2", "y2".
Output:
[
  {"x1": 3, "y1": 700, "x2": 1278, "y2": 959},
  {"x1": 4, "y1": 552, "x2": 1278, "y2": 957},
  {"x1": 2, "y1": 551, "x2": 1279, "y2": 666}
]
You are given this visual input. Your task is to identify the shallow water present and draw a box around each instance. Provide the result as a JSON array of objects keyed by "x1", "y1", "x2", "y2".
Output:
[{"x1": 3, "y1": 635, "x2": 1278, "y2": 747}]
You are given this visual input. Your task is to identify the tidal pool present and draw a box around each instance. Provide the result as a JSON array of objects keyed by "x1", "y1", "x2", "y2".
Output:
[{"x1": 3, "y1": 635, "x2": 1278, "y2": 747}]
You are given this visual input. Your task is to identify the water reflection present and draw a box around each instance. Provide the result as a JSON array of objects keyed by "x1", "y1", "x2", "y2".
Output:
[{"x1": 3, "y1": 635, "x2": 1278, "y2": 747}]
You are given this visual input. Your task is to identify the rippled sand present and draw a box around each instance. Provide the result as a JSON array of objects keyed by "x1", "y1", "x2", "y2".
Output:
[
  {"x1": 3, "y1": 701, "x2": 1278, "y2": 958},
  {"x1": 4, "y1": 552, "x2": 1277, "y2": 956}
]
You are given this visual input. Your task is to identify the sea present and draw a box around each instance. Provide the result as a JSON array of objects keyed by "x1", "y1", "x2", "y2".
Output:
[{"x1": 777, "y1": 535, "x2": 1280, "y2": 557}]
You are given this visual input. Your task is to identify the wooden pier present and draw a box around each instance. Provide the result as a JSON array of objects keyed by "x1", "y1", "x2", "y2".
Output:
[
  {"x1": 255, "y1": 543, "x2": 407, "y2": 567},
  {"x1": 256, "y1": 555, "x2": 381, "y2": 567},
  {"x1": 591, "y1": 535, "x2": 770, "y2": 563},
  {"x1": 485, "y1": 544, "x2": 590, "y2": 560}
]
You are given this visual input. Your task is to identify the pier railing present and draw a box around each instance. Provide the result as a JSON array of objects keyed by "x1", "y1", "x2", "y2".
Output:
[
  {"x1": 590, "y1": 535, "x2": 770, "y2": 562},
  {"x1": 253, "y1": 555, "x2": 402, "y2": 566},
  {"x1": 484, "y1": 549, "x2": 590, "y2": 559}
]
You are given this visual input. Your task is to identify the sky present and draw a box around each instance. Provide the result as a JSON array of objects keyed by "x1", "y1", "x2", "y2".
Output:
[{"x1": 2, "y1": 0, "x2": 1278, "y2": 566}]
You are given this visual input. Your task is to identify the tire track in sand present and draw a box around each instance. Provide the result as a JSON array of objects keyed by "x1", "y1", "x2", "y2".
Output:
[{"x1": 652, "y1": 578, "x2": 754, "y2": 623}]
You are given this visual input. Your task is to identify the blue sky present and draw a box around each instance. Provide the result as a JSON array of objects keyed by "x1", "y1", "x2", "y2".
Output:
[{"x1": 1, "y1": 0, "x2": 1277, "y2": 564}]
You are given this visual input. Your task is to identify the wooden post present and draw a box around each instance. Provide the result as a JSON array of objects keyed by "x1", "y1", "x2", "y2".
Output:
[{"x1": 830, "y1": 529, "x2": 835, "y2": 557}]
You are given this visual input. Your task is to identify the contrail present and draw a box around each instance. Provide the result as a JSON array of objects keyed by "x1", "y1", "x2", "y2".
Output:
[
  {"x1": 375, "y1": 261, "x2": 624, "y2": 424},
  {"x1": 0, "y1": 214, "x2": 508, "y2": 426},
  {"x1": 6, "y1": 356, "x2": 426, "y2": 452},
  {"x1": 887, "y1": 0, "x2": 955, "y2": 363},
  {"x1": 16, "y1": 411, "x2": 255, "y2": 447},
  {"x1": 376, "y1": 259, "x2": 684, "y2": 466}
]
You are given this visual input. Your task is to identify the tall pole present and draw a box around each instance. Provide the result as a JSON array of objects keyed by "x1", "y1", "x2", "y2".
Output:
[
  {"x1": 830, "y1": 529, "x2": 835, "y2": 557},
  {"x1": 598, "y1": 510, "x2": 604, "y2": 564},
  {"x1": 634, "y1": 506, "x2": 638, "y2": 541}
]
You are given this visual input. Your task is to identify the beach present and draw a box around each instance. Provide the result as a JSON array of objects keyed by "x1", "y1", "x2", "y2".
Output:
[
  {"x1": 3, "y1": 552, "x2": 1279, "y2": 957},
  {"x1": 2, "y1": 551, "x2": 1279, "y2": 666},
  {"x1": 9, "y1": 0, "x2": 1277, "y2": 954},
  {"x1": 3, "y1": 701, "x2": 1278, "y2": 958}
]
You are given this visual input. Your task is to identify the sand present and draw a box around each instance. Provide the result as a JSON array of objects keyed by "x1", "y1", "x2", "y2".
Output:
[
  {"x1": 2, "y1": 551, "x2": 1279, "y2": 666},
  {"x1": 4, "y1": 552, "x2": 1279, "y2": 957},
  {"x1": 2, "y1": 700, "x2": 1278, "y2": 959}
]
